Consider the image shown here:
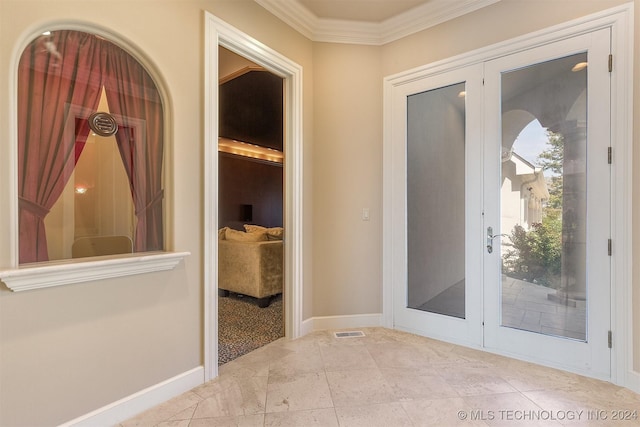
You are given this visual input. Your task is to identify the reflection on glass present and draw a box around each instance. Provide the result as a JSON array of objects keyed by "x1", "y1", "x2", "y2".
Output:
[
  {"x1": 18, "y1": 30, "x2": 165, "y2": 263},
  {"x1": 500, "y1": 53, "x2": 587, "y2": 341},
  {"x1": 407, "y1": 82, "x2": 466, "y2": 319}
]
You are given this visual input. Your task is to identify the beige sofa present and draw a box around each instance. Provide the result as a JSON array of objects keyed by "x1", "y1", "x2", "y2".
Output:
[{"x1": 218, "y1": 227, "x2": 283, "y2": 307}]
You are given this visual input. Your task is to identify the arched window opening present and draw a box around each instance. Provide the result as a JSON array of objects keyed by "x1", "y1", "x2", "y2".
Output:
[
  {"x1": 18, "y1": 29, "x2": 165, "y2": 264},
  {"x1": 500, "y1": 51, "x2": 587, "y2": 307}
]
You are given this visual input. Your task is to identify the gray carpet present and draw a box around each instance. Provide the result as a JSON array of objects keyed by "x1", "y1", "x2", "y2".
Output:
[{"x1": 218, "y1": 293, "x2": 283, "y2": 365}]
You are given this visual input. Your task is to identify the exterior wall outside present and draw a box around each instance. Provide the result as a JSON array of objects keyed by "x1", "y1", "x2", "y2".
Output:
[
  {"x1": 501, "y1": 154, "x2": 548, "y2": 235},
  {"x1": 501, "y1": 176, "x2": 522, "y2": 238},
  {"x1": 0, "y1": 1, "x2": 313, "y2": 425},
  {"x1": 501, "y1": 174, "x2": 543, "y2": 235}
]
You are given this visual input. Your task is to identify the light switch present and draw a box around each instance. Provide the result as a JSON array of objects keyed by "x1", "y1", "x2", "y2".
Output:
[{"x1": 362, "y1": 208, "x2": 370, "y2": 221}]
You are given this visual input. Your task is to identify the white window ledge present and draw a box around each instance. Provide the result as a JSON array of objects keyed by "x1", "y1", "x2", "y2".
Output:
[{"x1": 0, "y1": 251, "x2": 190, "y2": 292}]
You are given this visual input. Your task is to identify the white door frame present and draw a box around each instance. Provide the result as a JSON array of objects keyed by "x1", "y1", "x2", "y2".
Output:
[
  {"x1": 204, "y1": 12, "x2": 304, "y2": 381},
  {"x1": 382, "y1": 4, "x2": 633, "y2": 387}
]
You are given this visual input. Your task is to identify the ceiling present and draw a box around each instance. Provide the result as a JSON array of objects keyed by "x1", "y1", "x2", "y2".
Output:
[
  {"x1": 256, "y1": 0, "x2": 500, "y2": 45},
  {"x1": 297, "y1": 0, "x2": 427, "y2": 22}
]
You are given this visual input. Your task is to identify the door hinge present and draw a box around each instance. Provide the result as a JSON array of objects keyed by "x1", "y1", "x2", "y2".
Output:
[
  {"x1": 608, "y1": 330, "x2": 613, "y2": 348},
  {"x1": 608, "y1": 54, "x2": 613, "y2": 72},
  {"x1": 608, "y1": 147, "x2": 612, "y2": 164},
  {"x1": 608, "y1": 239, "x2": 612, "y2": 256}
]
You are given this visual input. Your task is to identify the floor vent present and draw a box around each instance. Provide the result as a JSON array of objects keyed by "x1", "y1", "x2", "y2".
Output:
[{"x1": 334, "y1": 331, "x2": 365, "y2": 338}]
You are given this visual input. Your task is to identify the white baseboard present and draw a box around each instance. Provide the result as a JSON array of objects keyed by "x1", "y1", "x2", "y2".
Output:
[
  {"x1": 302, "y1": 313, "x2": 383, "y2": 333},
  {"x1": 60, "y1": 366, "x2": 204, "y2": 427},
  {"x1": 625, "y1": 369, "x2": 640, "y2": 394},
  {"x1": 301, "y1": 317, "x2": 315, "y2": 336}
]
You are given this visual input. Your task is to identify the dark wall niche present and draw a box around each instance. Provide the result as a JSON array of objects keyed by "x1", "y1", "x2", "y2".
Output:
[
  {"x1": 218, "y1": 153, "x2": 283, "y2": 230},
  {"x1": 219, "y1": 70, "x2": 284, "y2": 151}
]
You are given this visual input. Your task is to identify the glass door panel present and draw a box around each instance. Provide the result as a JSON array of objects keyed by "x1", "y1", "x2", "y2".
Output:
[
  {"x1": 391, "y1": 63, "x2": 483, "y2": 348},
  {"x1": 483, "y1": 28, "x2": 611, "y2": 377},
  {"x1": 500, "y1": 53, "x2": 587, "y2": 340},
  {"x1": 407, "y1": 83, "x2": 466, "y2": 319}
]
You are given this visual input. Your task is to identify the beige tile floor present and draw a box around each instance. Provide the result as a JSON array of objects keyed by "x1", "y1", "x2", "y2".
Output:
[{"x1": 122, "y1": 327, "x2": 640, "y2": 426}]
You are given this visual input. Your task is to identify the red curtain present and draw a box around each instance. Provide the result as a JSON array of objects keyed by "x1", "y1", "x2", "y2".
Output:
[
  {"x1": 102, "y1": 43, "x2": 164, "y2": 252},
  {"x1": 18, "y1": 31, "x2": 104, "y2": 263},
  {"x1": 18, "y1": 30, "x2": 165, "y2": 262},
  {"x1": 74, "y1": 118, "x2": 92, "y2": 163}
]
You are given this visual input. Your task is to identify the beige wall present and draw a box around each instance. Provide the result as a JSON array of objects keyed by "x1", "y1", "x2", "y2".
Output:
[
  {"x1": 219, "y1": 46, "x2": 257, "y2": 78},
  {"x1": 0, "y1": 1, "x2": 313, "y2": 425},
  {"x1": 1, "y1": 0, "x2": 638, "y2": 425},
  {"x1": 381, "y1": 0, "x2": 629, "y2": 76},
  {"x1": 312, "y1": 43, "x2": 383, "y2": 316},
  {"x1": 634, "y1": 0, "x2": 640, "y2": 372}
]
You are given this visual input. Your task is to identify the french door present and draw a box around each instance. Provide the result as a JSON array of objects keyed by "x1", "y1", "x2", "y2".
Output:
[
  {"x1": 391, "y1": 64, "x2": 484, "y2": 348},
  {"x1": 483, "y1": 29, "x2": 611, "y2": 378},
  {"x1": 391, "y1": 29, "x2": 612, "y2": 377}
]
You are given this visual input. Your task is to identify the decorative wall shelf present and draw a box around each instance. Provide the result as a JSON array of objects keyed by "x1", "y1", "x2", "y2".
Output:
[{"x1": 0, "y1": 251, "x2": 190, "y2": 292}]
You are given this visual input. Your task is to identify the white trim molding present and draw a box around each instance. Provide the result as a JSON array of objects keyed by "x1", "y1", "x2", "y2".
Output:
[
  {"x1": 60, "y1": 367, "x2": 204, "y2": 427},
  {"x1": 383, "y1": 3, "x2": 634, "y2": 390},
  {"x1": 0, "y1": 251, "x2": 189, "y2": 292},
  {"x1": 627, "y1": 371, "x2": 640, "y2": 395},
  {"x1": 609, "y1": 1, "x2": 635, "y2": 390},
  {"x1": 255, "y1": 0, "x2": 499, "y2": 45},
  {"x1": 204, "y1": 12, "x2": 305, "y2": 382}
]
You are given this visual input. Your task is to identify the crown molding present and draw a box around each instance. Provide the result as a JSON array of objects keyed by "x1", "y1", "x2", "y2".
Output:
[
  {"x1": 380, "y1": 0, "x2": 500, "y2": 44},
  {"x1": 256, "y1": 0, "x2": 317, "y2": 40},
  {"x1": 256, "y1": 0, "x2": 500, "y2": 45}
]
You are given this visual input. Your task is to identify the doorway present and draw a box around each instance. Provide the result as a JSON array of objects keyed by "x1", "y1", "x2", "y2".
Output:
[
  {"x1": 204, "y1": 13, "x2": 304, "y2": 381},
  {"x1": 383, "y1": 14, "x2": 630, "y2": 381},
  {"x1": 217, "y1": 47, "x2": 285, "y2": 365}
]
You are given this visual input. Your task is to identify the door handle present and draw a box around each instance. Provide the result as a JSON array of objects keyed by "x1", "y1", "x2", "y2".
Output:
[{"x1": 486, "y1": 226, "x2": 508, "y2": 254}]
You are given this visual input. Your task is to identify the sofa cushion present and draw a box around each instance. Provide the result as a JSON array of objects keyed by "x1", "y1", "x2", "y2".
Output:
[
  {"x1": 244, "y1": 224, "x2": 284, "y2": 240},
  {"x1": 226, "y1": 228, "x2": 268, "y2": 242},
  {"x1": 266, "y1": 227, "x2": 284, "y2": 240},
  {"x1": 218, "y1": 227, "x2": 229, "y2": 240}
]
